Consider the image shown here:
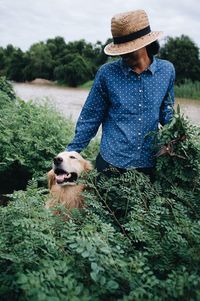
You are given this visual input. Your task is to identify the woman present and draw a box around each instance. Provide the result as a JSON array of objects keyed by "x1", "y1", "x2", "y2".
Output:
[{"x1": 66, "y1": 10, "x2": 175, "y2": 180}]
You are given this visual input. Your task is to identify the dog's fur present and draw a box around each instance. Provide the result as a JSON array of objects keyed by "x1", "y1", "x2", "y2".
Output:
[{"x1": 46, "y1": 151, "x2": 92, "y2": 211}]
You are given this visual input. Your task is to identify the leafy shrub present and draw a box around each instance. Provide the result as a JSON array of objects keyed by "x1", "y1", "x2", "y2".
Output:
[
  {"x1": 0, "y1": 98, "x2": 75, "y2": 193},
  {"x1": 0, "y1": 82, "x2": 99, "y2": 192},
  {"x1": 0, "y1": 76, "x2": 16, "y2": 100},
  {"x1": 0, "y1": 81, "x2": 200, "y2": 300},
  {"x1": 0, "y1": 161, "x2": 200, "y2": 301},
  {"x1": 155, "y1": 105, "x2": 200, "y2": 192},
  {"x1": 0, "y1": 89, "x2": 13, "y2": 108},
  {"x1": 0, "y1": 100, "x2": 74, "y2": 173},
  {"x1": 0, "y1": 77, "x2": 16, "y2": 112}
]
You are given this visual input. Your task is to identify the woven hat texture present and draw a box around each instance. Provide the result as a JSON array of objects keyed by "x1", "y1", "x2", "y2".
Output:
[{"x1": 104, "y1": 9, "x2": 163, "y2": 56}]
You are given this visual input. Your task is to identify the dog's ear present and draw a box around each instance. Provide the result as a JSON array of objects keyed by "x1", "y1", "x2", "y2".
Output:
[
  {"x1": 84, "y1": 160, "x2": 93, "y2": 172},
  {"x1": 48, "y1": 169, "x2": 56, "y2": 189}
]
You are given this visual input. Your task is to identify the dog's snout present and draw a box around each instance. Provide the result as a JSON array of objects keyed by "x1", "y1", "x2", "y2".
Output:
[{"x1": 53, "y1": 156, "x2": 63, "y2": 165}]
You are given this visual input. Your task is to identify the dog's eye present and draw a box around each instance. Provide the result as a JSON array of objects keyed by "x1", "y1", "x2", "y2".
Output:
[{"x1": 69, "y1": 155, "x2": 76, "y2": 159}]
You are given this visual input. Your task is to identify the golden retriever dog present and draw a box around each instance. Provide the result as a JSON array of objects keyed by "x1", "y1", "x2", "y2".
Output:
[{"x1": 46, "y1": 151, "x2": 92, "y2": 212}]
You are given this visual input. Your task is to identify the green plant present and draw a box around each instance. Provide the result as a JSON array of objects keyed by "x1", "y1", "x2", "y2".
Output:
[
  {"x1": 0, "y1": 99, "x2": 74, "y2": 174},
  {"x1": 0, "y1": 82, "x2": 99, "y2": 193},
  {"x1": 0, "y1": 76, "x2": 16, "y2": 102},
  {"x1": 175, "y1": 80, "x2": 200, "y2": 100},
  {"x1": 0, "y1": 76, "x2": 16, "y2": 99},
  {"x1": 154, "y1": 105, "x2": 200, "y2": 192},
  {"x1": 0, "y1": 83, "x2": 200, "y2": 300},
  {"x1": 0, "y1": 159, "x2": 200, "y2": 301}
]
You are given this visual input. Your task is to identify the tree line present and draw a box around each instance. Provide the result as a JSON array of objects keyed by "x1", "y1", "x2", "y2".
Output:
[{"x1": 0, "y1": 35, "x2": 199, "y2": 87}]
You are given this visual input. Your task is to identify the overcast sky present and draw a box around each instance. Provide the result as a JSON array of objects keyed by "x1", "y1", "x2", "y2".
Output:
[{"x1": 0, "y1": 0, "x2": 200, "y2": 51}]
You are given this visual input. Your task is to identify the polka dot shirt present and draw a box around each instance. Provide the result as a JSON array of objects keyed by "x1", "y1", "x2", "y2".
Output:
[{"x1": 67, "y1": 57, "x2": 175, "y2": 168}]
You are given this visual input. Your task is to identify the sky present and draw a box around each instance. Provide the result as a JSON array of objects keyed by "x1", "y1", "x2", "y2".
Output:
[{"x1": 0, "y1": 0, "x2": 200, "y2": 51}]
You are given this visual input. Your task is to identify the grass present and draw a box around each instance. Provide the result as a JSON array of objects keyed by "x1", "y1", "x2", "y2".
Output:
[
  {"x1": 175, "y1": 80, "x2": 200, "y2": 100},
  {"x1": 79, "y1": 80, "x2": 94, "y2": 89}
]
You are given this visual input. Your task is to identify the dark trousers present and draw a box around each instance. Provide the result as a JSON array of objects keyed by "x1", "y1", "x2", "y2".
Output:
[{"x1": 95, "y1": 153, "x2": 155, "y2": 182}]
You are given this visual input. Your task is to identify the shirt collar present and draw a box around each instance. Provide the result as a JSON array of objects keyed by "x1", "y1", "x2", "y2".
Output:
[
  {"x1": 120, "y1": 56, "x2": 157, "y2": 76},
  {"x1": 148, "y1": 57, "x2": 157, "y2": 75}
]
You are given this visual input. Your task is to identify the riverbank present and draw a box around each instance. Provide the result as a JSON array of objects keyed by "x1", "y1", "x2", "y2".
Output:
[{"x1": 20, "y1": 78, "x2": 200, "y2": 100}]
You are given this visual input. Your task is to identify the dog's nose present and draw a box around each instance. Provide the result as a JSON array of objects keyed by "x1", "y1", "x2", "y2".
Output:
[{"x1": 53, "y1": 156, "x2": 63, "y2": 165}]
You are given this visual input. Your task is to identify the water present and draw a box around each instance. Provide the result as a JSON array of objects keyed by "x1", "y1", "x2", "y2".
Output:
[
  {"x1": 13, "y1": 82, "x2": 200, "y2": 124},
  {"x1": 175, "y1": 98, "x2": 200, "y2": 124},
  {"x1": 13, "y1": 82, "x2": 88, "y2": 121}
]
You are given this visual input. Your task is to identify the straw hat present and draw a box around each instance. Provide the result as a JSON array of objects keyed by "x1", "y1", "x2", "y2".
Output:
[{"x1": 104, "y1": 10, "x2": 163, "y2": 56}]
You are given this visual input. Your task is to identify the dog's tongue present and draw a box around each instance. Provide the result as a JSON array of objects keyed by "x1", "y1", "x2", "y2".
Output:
[
  {"x1": 56, "y1": 173, "x2": 72, "y2": 183},
  {"x1": 56, "y1": 174, "x2": 66, "y2": 182}
]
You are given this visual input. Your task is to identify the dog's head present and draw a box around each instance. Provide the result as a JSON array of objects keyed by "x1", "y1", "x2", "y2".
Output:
[{"x1": 48, "y1": 151, "x2": 92, "y2": 188}]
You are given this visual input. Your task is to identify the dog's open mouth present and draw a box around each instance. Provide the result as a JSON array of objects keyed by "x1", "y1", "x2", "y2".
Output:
[{"x1": 54, "y1": 168, "x2": 78, "y2": 185}]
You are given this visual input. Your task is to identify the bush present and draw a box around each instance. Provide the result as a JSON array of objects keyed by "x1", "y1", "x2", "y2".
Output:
[
  {"x1": 0, "y1": 81, "x2": 200, "y2": 300},
  {"x1": 154, "y1": 105, "x2": 200, "y2": 192},
  {"x1": 0, "y1": 161, "x2": 200, "y2": 300},
  {"x1": 0, "y1": 99, "x2": 74, "y2": 184},
  {"x1": 0, "y1": 76, "x2": 16, "y2": 110},
  {"x1": 0, "y1": 76, "x2": 16, "y2": 100},
  {"x1": 0, "y1": 80, "x2": 99, "y2": 193}
]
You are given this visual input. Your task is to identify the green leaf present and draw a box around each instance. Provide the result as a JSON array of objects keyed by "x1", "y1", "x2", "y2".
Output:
[{"x1": 107, "y1": 280, "x2": 119, "y2": 290}]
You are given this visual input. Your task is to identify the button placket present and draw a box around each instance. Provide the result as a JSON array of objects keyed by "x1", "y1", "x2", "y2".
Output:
[{"x1": 138, "y1": 76, "x2": 143, "y2": 151}]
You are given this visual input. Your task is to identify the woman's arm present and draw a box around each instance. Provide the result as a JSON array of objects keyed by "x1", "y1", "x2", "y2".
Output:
[{"x1": 66, "y1": 68, "x2": 108, "y2": 152}]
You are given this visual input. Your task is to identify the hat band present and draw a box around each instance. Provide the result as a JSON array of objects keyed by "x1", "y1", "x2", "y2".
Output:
[{"x1": 113, "y1": 25, "x2": 151, "y2": 44}]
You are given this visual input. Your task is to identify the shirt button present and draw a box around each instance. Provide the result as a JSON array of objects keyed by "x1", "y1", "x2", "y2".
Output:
[
  {"x1": 138, "y1": 133, "x2": 141, "y2": 135},
  {"x1": 139, "y1": 104, "x2": 142, "y2": 107},
  {"x1": 139, "y1": 118, "x2": 141, "y2": 121},
  {"x1": 139, "y1": 89, "x2": 142, "y2": 93}
]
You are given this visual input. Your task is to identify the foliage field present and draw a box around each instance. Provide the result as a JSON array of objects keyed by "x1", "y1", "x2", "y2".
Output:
[{"x1": 0, "y1": 78, "x2": 200, "y2": 300}]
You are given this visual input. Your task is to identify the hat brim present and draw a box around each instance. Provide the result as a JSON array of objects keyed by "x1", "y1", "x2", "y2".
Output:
[{"x1": 104, "y1": 31, "x2": 163, "y2": 56}]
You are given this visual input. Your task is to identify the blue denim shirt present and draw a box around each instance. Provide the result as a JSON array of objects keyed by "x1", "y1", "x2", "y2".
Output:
[{"x1": 67, "y1": 57, "x2": 175, "y2": 168}]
